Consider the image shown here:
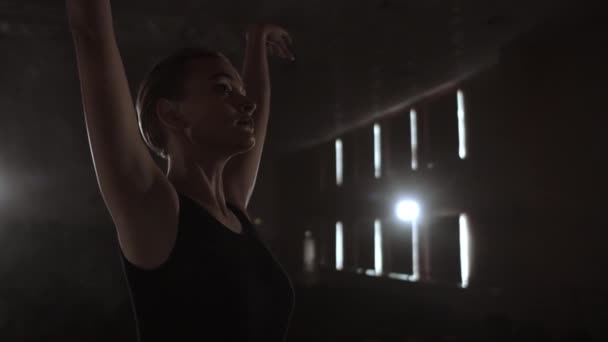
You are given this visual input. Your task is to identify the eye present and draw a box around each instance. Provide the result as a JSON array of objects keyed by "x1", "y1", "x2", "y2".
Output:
[{"x1": 215, "y1": 82, "x2": 232, "y2": 95}]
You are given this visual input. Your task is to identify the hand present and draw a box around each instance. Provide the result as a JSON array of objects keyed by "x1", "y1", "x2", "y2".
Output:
[{"x1": 246, "y1": 24, "x2": 295, "y2": 61}]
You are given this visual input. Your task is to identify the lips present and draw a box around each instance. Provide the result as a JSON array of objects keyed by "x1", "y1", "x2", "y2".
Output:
[{"x1": 235, "y1": 117, "x2": 254, "y2": 131}]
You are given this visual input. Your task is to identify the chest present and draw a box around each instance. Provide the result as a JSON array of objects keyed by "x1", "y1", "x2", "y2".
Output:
[{"x1": 170, "y1": 227, "x2": 287, "y2": 291}]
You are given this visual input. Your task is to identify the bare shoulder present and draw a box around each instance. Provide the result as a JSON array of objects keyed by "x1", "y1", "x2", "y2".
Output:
[{"x1": 112, "y1": 173, "x2": 180, "y2": 270}]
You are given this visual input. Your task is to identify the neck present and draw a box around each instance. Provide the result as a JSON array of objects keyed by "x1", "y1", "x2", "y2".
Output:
[{"x1": 166, "y1": 148, "x2": 231, "y2": 218}]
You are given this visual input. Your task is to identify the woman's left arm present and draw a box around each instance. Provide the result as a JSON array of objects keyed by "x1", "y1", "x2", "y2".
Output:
[{"x1": 224, "y1": 24, "x2": 295, "y2": 210}]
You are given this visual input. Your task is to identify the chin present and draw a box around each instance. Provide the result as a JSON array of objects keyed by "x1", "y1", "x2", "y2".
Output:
[{"x1": 234, "y1": 136, "x2": 256, "y2": 154}]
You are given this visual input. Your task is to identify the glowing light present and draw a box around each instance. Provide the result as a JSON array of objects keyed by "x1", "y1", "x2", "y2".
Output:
[
  {"x1": 336, "y1": 221, "x2": 344, "y2": 270},
  {"x1": 457, "y1": 90, "x2": 467, "y2": 159},
  {"x1": 303, "y1": 230, "x2": 316, "y2": 273},
  {"x1": 388, "y1": 272, "x2": 415, "y2": 281},
  {"x1": 459, "y1": 214, "x2": 471, "y2": 288},
  {"x1": 335, "y1": 139, "x2": 343, "y2": 186},
  {"x1": 374, "y1": 219, "x2": 383, "y2": 275},
  {"x1": 373, "y1": 123, "x2": 382, "y2": 178},
  {"x1": 411, "y1": 219, "x2": 420, "y2": 281},
  {"x1": 395, "y1": 199, "x2": 422, "y2": 282},
  {"x1": 395, "y1": 200, "x2": 421, "y2": 222},
  {"x1": 410, "y1": 109, "x2": 418, "y2": 170}
]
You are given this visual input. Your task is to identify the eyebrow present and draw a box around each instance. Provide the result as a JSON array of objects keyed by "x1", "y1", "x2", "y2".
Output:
[
  {"x1": 210, "y1": 72, "x2": 236, "y2": 81},
  {"x1": 210, "y1": 72, "x2": 245, "y2": 94}
]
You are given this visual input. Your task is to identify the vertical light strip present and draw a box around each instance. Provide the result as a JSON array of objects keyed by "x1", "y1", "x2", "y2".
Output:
[
  {"x1": 457, "y1": 90, "x2": 467, "y2": 159},
  {"x1": 410, "y1": 109, "x2": 418, "y2": 170},
  {"x1": 335, "y1": 139, "x2": 343, "y2": 186},
  {"x1": 336, "y1": 221, "x2": 344, "y2": 271},
  {"x1": 303, "y1": 231, "x2": 316, "y2": 273},
  {"x1": 374, "y1": 219, "x2": 383, "y2": 275},
  {"x1": 373, "y1": 123, "x2": 382, "y2": 178},
  {"x1": 411, "y1": 219, "x2": 420, "y2": 281},
  {"x1": 459, "y1": 214, "x2": 470, "y2": 288}
]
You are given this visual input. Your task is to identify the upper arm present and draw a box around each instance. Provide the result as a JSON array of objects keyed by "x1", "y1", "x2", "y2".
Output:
[
  {"x1": 68, "y1": 0, "x2": 178, "y2": 266},
  {"x1": 110, "y1": 175, "x2": 180, "y2": 270},
  {"x1": 69, "y1": 0, "x2": 159, "y2": 197}
]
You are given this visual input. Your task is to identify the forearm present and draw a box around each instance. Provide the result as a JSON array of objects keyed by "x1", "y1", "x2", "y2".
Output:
[
  {"x1": 66, "y1": 0, "x2": 134, "y2": 136},
  {"x1": 66, "y1": 0, "x2": 115, "y2": 41},
  {"x1": 66, "y1": 0, "x2": 154, "y2": 189},
  {"x1": 241, "y1": 29, "x2": 271, "y2": 124},
  {"x1": 223, "y1": 24, "x2": 293, "y2": 207}
]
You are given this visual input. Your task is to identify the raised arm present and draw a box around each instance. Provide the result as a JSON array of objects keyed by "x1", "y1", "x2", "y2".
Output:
[
  {"x1": 67, "y1": 0, "x2": 173, "y2": 266},
  {"x1": 67, "y1": 0, "x2": 160, "y2": 189},
  {"x1": 224, "y1": 24, "x2": 295, "y2": 211}
]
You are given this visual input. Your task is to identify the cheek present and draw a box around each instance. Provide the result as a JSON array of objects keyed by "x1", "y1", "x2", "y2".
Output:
[
  {"x1": 182, "y1": 100, "x2": 218, "y2": 124},
  {"x1": 180, "y1": 97, "x2": 234, "y2": 139},
  {"x1": 190, "y1": 96, "x2": 230, "y2": 116},
  {"x1": 189, "y1": 110, "x2": 232, "y2": 142}
]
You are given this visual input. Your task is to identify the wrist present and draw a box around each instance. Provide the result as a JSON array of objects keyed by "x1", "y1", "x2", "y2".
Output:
[{"x1": 245, "y1": 24, "x2": 269, "y2": 42}]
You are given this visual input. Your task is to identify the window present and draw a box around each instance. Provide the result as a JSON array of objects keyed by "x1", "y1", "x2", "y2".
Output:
[
  {"x1": 335, "y1": 139, "x2": 343, "y2": 186},
  {"x1": 373, "y1": 123, "x2": 382, "y2": 178},
  {"x1": 303, "y1": 230, "x2": 316, "y2": 273},
  {"x1": 374, "y1": 219, "x2": 383, "y2": 275},
  {"x1": 335, "y1": 221, "x2": 344, "y2": 270},
  {"x1": 459, "y1": 214, "x2": 471, "y2": 288},
  {"x1": 411, "y1": 219, "x2": 420, "y2": 281},
  {"x1": 457, "y1": 89, "x2": 467, "y2": 159},
  {"x1": 410, "y1": 109, "x2": 418, "y2": 170}
]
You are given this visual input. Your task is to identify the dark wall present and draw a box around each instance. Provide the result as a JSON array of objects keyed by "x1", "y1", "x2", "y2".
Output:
[
  {"x1": 462, "y1": 11, "x2": 608, "y2": 332},
  {"x1": 275, "y1": 8, "x2": 608, "y2": 339}
]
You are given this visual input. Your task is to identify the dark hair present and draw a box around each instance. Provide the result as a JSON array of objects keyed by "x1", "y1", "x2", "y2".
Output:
[{"x1": 136, "y1": 46, "x2": 223, "y2": 159}]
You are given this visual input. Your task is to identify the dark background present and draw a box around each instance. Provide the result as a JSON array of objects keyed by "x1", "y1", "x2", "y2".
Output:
[{"x1": 0, "y1": 0, "x2": 606, "y2": 340}]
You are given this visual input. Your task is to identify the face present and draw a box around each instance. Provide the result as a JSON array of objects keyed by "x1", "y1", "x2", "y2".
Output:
[{"x1": 171, "y1": 56, "x2": 256, "y2": 157}]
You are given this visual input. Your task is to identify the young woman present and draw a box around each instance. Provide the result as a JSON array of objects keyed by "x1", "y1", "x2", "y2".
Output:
[{"x1": 66, "y1": 1, "x2": 296, "y2": 340}]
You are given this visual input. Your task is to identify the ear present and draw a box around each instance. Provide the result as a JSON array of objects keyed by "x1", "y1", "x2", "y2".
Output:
[{"x1": 156, "y1": 98, "x2": 187, "y2": 132}]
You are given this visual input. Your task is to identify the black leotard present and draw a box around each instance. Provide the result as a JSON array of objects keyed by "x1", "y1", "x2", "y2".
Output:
[{"x1": 119, "y1": 192, "x2": 295, "y2": 341}]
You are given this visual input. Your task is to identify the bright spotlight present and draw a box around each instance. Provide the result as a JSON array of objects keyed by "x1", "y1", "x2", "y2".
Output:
[{"x1": 395, "y1": 200, "x2": 420, "y2": 222}]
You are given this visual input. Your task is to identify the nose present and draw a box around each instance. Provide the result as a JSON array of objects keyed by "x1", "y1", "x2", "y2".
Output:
[{"x1": 240, "y1": 99, "x2": 256, "y2": 114}]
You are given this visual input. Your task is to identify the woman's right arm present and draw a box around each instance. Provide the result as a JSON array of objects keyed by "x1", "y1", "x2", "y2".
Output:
[
  {"x1": 67, "y1": 0, "x2": 159, "y2": 191},
  {"x1": 67, "y1": 0, "x2": 177, "y2": 265}
]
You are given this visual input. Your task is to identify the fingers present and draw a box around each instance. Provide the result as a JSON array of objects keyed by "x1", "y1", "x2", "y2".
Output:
[
  {"x1": 267, "y1": 40, "x2": 295, "y2": 61},
  {"x1": 282, "y1": 34, "x2": 294, "y2": 56},
  {"x1": 283, "y1": 32, "x2": 293, "y2": 47},
  {"x1": 280, "y1": 35, "x2": 296, "y2": 60},
  {"x1": 257, "y1": 24, "x2": 295, "y2": 61}
]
